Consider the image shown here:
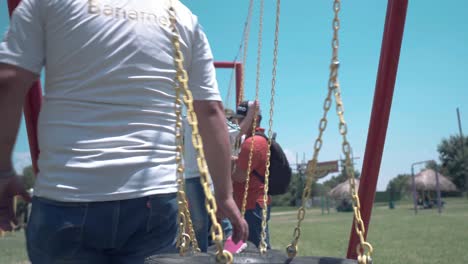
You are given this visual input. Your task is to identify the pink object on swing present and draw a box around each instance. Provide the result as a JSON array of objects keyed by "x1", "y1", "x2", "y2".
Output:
[{"x1": 224, "y1": 236, "x2": 247, "y2": 254}]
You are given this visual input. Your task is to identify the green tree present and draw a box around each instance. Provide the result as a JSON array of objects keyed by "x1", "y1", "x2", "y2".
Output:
[
  {"x1": 425, "y1": 160, "x2": 442, "y2": 172},
  {"x1": 437, "y1": 135, "x2": 468, "y2": 191},
  {"x1": 271, "y1": 172, "x2": 317, "y2": 207},
  {"x1": 323, "y1": 165, "x2": 360, "y2": 191},
  {"x1": 386, "y1": 174, "x2": 411, "y2": 194}
]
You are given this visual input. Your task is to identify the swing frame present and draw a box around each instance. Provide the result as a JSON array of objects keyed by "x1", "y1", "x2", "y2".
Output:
[
  {"x1": 220, "y1": 0, "x2": 409, "y2": 260},
  {"x1": 6, "y1": 0, "x2": 408, "y2": 261}
]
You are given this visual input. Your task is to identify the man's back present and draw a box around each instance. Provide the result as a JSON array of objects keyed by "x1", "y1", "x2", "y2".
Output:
[{"x1": 1, "y1": 0, "x2": 220, "y2": 202}]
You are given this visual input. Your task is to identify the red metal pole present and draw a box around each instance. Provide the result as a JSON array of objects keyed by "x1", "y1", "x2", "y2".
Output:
[
  {"x1": 213, "y1": 61, "x2": 243, "y2": 106},
  {"x1": 7, "y1": 0, "x2": 43, "y2": 175},
  {"x1": 346, "y1": 0, "x2": 408, "y2": 259},
  {"x1": 214, "y1": 61, "x2": 238, "y2": 68}
]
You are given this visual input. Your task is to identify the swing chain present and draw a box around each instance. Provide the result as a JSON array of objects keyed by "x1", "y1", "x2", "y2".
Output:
[
  {"x1": 329, "y1": 1, "x2": 374, "y2": 262},
  {"x1": 286, "y1": 0, "x2": 340, "y2": 257},
  {"x1": 259, "y1": 0, "x2": 281, "y2": 255},
  {"x1": 241, "y1": 0, "x2": 265, "y2": 218},
  {"x1": 238, "y1": 0, "x2": 255, "y2": 105},
  {"x1": 287, "y1": 1, "x2": 374, "y2": 262},
  {"x1": 168, "y1": 2, "x2": 232, "y2": 263},
  {"x1": 170, "y1": 3, "x2": 199, "y2": 254}
]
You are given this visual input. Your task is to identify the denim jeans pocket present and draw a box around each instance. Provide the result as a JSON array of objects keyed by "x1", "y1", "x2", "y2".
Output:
[
  {"x1": 253, "y1": 203, "x2": 271, "y2": 221},
  {"x1": 145, "y1": 193, "x2": 178, "y2": 233},
  {"x1": 27, "y1": 197, "x2": 88, "y2": 260}
]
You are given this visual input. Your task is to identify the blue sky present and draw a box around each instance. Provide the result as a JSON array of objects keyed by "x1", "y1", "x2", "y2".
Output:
[{"x1": 2, "y1": 1, "x2": 467, "y2": 191}]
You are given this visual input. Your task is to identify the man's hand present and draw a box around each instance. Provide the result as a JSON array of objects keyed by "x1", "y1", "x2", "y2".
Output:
[
  {"x1": 231, "y1": 155, "x2": 238, "y2": 172},
  {"x1": 0, "y1": 175, "x2": 31, "y2": 232},
  {"x1": 215, "y1": 197, "x2": 248, "y2": 243},
  {"x1": 239, "y1": 100, "x2": 259, "y2": 136}
]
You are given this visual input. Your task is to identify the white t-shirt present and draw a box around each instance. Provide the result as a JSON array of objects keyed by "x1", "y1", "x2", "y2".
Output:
[
  {"x1": 183, "y1": 119, "x2": 240, "y2": 179},
  {"x1": 0, "y1": 0, "x2": 221, "y2": 202}
]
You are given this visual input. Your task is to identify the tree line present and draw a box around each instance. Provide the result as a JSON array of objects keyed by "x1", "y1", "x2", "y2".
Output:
[{"x1": 386, "y1": 134, "x2": 467, "y2": 195}]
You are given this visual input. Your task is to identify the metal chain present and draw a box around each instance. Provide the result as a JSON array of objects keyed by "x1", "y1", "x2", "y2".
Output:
[
  {"x1": 241, "y1": 0, "x2": 264, "y2": 217},
  {"x1": 170, "y1": 10, "x2": 197, "y2": 256},
  {"x1": 178, "y1": 178, "x2": 200, "y2": 252},
  {"x1": 226, "y1": 0, "x2": 254, "y2": 108},
  {"x1": 334, "y1": 98, "x2": 374, "y2": 264},
  {"x1": 168, "y1": 2, "x2": 233, "y2": 263},
  {"x1": 174, "y1": 100, "x2": 191, "y2": 254},
  {"x1": 259, "y1": 0, "x2": 281, "y2": 255},
  {"x1": 239, "y1": 0, "x2": 255, "y2": 105},
  {"x1": 225, "y1": 67, "x2": 237, "y2": 111},
  {"x1": 328, "y1": 1, "x2": 373, "y2": 262},
  {"x1": 330, "y1": 2, "x2": 373, "y2": 262},
  {"x1": 171, "y1": 52, "x2": 199, "y2": 253},
  {"x1": 287, "y1": 2, "x2": 373, "y2": 263}
]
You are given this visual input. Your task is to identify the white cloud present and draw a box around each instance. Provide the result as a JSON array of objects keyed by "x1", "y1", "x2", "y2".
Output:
[
  {"x1": 284, "y1": 148, "x2": 306, "y2": 174},
  {"x1": 283, "y1": 148, "x2": 296, "y2": 165},
  {"x1": 13, "y1": 152, "x2": 32, "y2": 174}
]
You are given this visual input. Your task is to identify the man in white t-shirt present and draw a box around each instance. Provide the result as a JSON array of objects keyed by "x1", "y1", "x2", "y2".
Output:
[{"x1": 0, "y1": 0, "x2": 247, "y2": 262}]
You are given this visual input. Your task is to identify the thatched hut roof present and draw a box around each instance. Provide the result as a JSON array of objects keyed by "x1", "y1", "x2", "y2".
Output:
[
  {"x1": 408, "y1": 169, "x2": 457, "y2": 192},
  {"x1": 329, "y1": 179, "x2": 360, "y2": 200}
]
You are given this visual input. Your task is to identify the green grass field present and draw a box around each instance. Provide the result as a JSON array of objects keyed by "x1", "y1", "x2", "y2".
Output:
[
  {"x1": 1, "y1": 198, "x2": 467, "y2": 263},
  {"x1": 269, "y1": 198, "x2": 468, "y2": 264}
]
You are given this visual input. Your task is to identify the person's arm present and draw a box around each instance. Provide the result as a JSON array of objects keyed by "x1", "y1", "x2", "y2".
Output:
[
  {"x1": 193, "y1": 100, "x2": 248, "y2": 243},
  {"x1": 0, "y1": 64, "x2": 37, "y2": 170},
  {"x1": 0, "y1": 63, "x2": 37, "y2": 231},
  {"x1": 188, "y1": 15, "x2": 247, "y2": 242},
  {"x1": 0, "y1": 0, "x2": 45, "y2": 232},
  {"x1": 193, "y1": 100, "x2": 232, "y2": 199},
  {"x1": 1, "y1": 0, "x2": 45, "y2": 170},
  {"x1": 238, "y1": 101, "x2": 259, "y2": 136}
]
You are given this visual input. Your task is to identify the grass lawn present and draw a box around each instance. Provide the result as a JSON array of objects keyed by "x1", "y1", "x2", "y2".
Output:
[
  {"x1": 270, "y1": 198, "x2": 468, "y2": 264},
  {"x1": 1, "y1": 198, "x2": 467, "y2": 263},
  {"x1": 0, "y1": 230, "x2": 29, "y2": 264}
]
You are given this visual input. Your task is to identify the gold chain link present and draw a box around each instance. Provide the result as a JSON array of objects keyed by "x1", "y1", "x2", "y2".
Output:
[
  {"x1": 259, "y1": 0, "x2": 281, "y2": 255},
  {"x1": 174, "y1": 112, "x2": 199, "y2": 255},
  {"x1": 286, "y1": 2, "x2": 373, "y2": 263},
  {"x1": 328, "y1": 1, "x2": 373, "y2": 262},
  {"x1": 168, "y1": 2, "x2": 232, "y2": 263},
  {"x1": 238, "y1": 0, "x2": 255, "y2": 105},
  {"x1": 172, "y1": 15, "x2": 197, "y2": 256},
  {"x1": 241, "y1": 0, "x2": 264, "y2": 218}
]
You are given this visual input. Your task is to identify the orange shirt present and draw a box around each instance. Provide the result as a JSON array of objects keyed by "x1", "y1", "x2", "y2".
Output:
[{"x1": 233, "y1": 128, "x2": 271, "y2": 210}]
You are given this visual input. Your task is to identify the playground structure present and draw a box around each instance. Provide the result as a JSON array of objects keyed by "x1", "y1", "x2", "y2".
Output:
[
  {"x1": 4, "y1": 0, "x2": 409, "y2": 263},
  {"x1": 410, "y1": 163, "x2": 457, "y2": 215}
]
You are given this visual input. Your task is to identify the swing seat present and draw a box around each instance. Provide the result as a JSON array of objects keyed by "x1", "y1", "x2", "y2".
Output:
[
  {"x1": 146, "y1": 251, "x2": 357, "y2": 264},
  {"x1": 148, "y1": 243, "x2": 357, "y2": 264}
]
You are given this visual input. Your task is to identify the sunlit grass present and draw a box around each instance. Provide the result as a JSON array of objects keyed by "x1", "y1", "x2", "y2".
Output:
[{"x1": 270, "y1": 198, "x2": 468, "y2": 264}]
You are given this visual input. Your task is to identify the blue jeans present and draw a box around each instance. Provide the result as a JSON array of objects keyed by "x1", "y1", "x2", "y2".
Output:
[
  {"x1": 26, "y1": 194, "x2": 178, "y2": 264},
  {"x1": 221, "y1": 218, "x2": 233, "y2": 238},
  {"x1": 244, "y1": 203, "x2": 271, "y2": 249},
  {"x1": 185, "y1": 177, "x2": 210, "y2": 252}
]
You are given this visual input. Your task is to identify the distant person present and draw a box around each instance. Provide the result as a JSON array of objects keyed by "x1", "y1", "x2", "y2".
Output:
[
  {"x1": 0, "y1": 176, "x2": 31, "y2": 232},
  {"x1": 231, "y1": 101, "x2": 271, "y2": 249}
]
